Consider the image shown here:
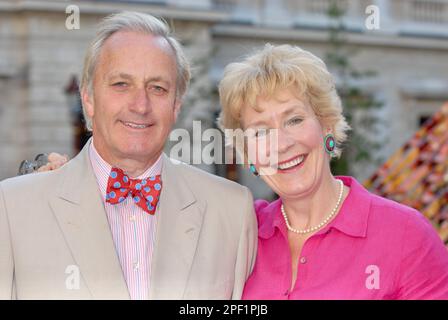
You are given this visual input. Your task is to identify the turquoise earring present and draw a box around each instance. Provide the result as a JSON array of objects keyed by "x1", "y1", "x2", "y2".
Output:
[
  {"x1": 249, "y1": 163, "x2": 259, "y2": 176},
  {"x1": 324, "y1": 133, "x2": 336, "y2": 156}
]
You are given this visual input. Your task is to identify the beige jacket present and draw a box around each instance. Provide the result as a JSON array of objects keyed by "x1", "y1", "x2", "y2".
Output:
[{"x1": 0, "y1": 142, "x2": 257, "y2": 299}]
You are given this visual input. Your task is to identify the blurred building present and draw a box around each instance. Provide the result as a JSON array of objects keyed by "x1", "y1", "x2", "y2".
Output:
[{"x1": 0, "y1": 0, "x2": 448, "y2": 199}]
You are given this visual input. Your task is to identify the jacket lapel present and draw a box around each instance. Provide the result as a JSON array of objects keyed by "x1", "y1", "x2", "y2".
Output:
[
  {"x1": 49, "y1": 141, "x2": 130, "y2": 299},
  {"x1": 149, "y1": 155, "x2": 206, "y2": 299}
]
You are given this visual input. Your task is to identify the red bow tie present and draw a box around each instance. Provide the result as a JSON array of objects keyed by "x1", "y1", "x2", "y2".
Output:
[{"x1": 106, "y1": 167, "x2": 162, "y2": 215}]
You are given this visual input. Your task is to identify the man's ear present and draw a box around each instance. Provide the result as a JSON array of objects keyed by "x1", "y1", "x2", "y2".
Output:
[
  {"x1": 81, "y1": 87, "x2": 94, "y2": 118},
  {"x1": 173, "y1": 98, "x2": 182, "y2": 120}
]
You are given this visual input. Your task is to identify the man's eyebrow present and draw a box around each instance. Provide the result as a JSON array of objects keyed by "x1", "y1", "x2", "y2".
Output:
[
  {"x1": 106, "y1": 73, "x2": 171, "y2": 85},
  {"x1": 145, "y1": 76, "x2": 174, "y2": 87},
  {"x1": 107, "y1": 72, "x2": 134, "y2": 81},
  {"x1": 146, "y1": 76, "x2": 168, "y2": 82}
]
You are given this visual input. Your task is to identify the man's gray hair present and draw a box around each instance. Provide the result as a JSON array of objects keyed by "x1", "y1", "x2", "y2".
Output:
[{"x1": 80, "y1": 11, "x2": 191, "y2": 131}]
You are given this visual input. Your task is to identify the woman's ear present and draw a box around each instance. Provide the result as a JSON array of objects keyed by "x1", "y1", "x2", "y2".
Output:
[{"x1": 323, "y1": 124, "x2": 333, "y2": 136}]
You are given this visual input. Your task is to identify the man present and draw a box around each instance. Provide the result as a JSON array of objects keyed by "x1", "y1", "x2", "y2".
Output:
[{"x1": 0, "y1": 11, "x2": 257, "y2": 299}]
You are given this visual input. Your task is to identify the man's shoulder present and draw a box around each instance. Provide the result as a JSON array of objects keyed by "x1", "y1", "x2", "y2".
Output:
[
  {"x1": 0, "y1": 166, "x2": 66, "y2": 197},
  {"x1": 0, "y1": 148, "x2": 88, "y2": 196}
]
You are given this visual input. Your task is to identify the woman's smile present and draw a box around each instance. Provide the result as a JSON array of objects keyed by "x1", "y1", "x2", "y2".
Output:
[{"x1": 276, "y1": 154, "x2": 307, "y2": 173}]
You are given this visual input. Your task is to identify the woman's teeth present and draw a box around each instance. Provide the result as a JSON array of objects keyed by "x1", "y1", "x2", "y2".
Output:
[{"x1": 278, "y1": 155, "x2": 305, "y2": 170}]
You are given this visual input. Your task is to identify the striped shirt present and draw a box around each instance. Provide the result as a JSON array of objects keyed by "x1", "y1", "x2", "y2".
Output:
[{"x1": 89, "y1": 140, "x2": 162, "y2": 300}]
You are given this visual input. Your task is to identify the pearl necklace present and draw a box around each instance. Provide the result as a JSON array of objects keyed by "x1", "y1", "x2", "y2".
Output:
[{"x1": 281, "y1": 179, "x2": 344, "y2": 234}]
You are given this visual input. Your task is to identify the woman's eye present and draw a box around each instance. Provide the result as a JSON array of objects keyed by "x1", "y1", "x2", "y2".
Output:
[{"x1": 286, "y1": 117, "x2": 302, "y2": 126}]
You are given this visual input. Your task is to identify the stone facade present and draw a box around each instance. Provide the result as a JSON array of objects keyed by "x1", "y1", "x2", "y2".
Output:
[{"x1": 1, "y1": 0, "x2": 448, "y2": 200}]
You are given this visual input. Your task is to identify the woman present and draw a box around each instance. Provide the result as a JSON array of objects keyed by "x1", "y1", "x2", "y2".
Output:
[{"x1": 218, "y1": 44, "x2": 448, "y2": 299}]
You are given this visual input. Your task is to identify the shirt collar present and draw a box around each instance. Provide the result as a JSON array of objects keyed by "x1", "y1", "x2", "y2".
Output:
[
  {"x1": 323, "y1": 176, "x2": 371, "y2": 238},
  {"x1": 257, "y1": 199, "x2": 284, "y2": 239},
  {"x1": 88, "y1": 138, "x2": 163, "y2": 199},
  {"x1": 258, "y1": 176, "x2": 371, "y2": 239}
]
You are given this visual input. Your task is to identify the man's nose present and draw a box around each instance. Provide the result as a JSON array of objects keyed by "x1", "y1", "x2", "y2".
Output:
[{"x1": 129, "y1": 87, "x2": 152, "y2": 115}]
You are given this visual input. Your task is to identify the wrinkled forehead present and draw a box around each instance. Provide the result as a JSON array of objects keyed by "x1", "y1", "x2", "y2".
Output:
[
  {"x1": 97, "y1": 31, "x2": 176, "y2": 70},
  {"x1": 104, "y1": 30, "x2": 174, "y2": 55},
  {"x1": 95, "y1": 31, "x2": 178, "y2": 81}
]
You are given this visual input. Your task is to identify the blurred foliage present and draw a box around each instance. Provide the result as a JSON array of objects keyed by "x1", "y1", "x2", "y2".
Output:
[{"x1": 326, "y1": 0, "x2": 384, "y2": 176}]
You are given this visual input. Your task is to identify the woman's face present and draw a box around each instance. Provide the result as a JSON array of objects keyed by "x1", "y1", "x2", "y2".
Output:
[{"x1": 240, "y1": 87, "x2": 331, "y2": 199}]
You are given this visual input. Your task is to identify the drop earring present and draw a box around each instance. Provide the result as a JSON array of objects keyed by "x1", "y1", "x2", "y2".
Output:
[
  {"x1": 249, "y1": 163, "x2": 259, "y2": 176},
  {"x1": 324, "y1": 133, "x2": 336, "y2": 157}
]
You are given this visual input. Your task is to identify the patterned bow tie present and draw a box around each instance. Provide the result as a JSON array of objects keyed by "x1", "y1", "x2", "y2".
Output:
[{"x1": 106, "y1": 167, "x2": 162, "y2": 215}]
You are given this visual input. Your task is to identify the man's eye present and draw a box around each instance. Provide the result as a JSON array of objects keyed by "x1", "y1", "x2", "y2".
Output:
[
  {"x1": 112, "y1": 82, "x2": 127, "y2": 87},
  {"x1": 150, "y1": 85, "x2": 167, "y2": 94}
]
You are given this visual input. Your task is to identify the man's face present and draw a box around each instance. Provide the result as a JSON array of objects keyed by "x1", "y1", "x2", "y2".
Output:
[{"x1": 83, "y1": 31, "x2": 181, "y2": 170}]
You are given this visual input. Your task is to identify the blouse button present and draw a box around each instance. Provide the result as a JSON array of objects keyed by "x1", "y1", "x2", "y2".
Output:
[{"x1": 300, "y1": 256, "x2": 307, "y2": 264}]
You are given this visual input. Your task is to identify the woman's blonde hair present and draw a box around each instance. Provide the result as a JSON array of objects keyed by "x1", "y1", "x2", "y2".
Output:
[{"x1": 218, "y1": 43, "x2": 350, "y2": 158}]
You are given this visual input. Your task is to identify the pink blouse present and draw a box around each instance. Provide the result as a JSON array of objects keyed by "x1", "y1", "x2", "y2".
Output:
[{"x1": 243, "y1": 176, "x2": 448, "y2": 300}]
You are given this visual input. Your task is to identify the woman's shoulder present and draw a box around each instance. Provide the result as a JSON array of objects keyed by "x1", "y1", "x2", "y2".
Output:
[
  {"x1": 344, "y1": 175, "x2": 425, "y2": 228},
  {"x1": 369, "y1": 192, "x2": 425, "y2": 224},
  {"x1": 341, "y1": 176, "x2": 439, "y2": 243},
  {"x1": 368, "y1": 192, "x2": 441, "y2": 243},
  {"x1": 368, "y1": 192, "x2": 448, "y2": 298}
]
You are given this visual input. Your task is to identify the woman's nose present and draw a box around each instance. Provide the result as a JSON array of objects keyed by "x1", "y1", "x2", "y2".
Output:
[{"x1": 273, "y1": 128, "x2": 295, "y2": 155}]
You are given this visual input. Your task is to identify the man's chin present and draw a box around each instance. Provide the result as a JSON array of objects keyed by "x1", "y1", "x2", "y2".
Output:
[{"x1": 120, "y1": 148, "x2": 160, "y2": 160}]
